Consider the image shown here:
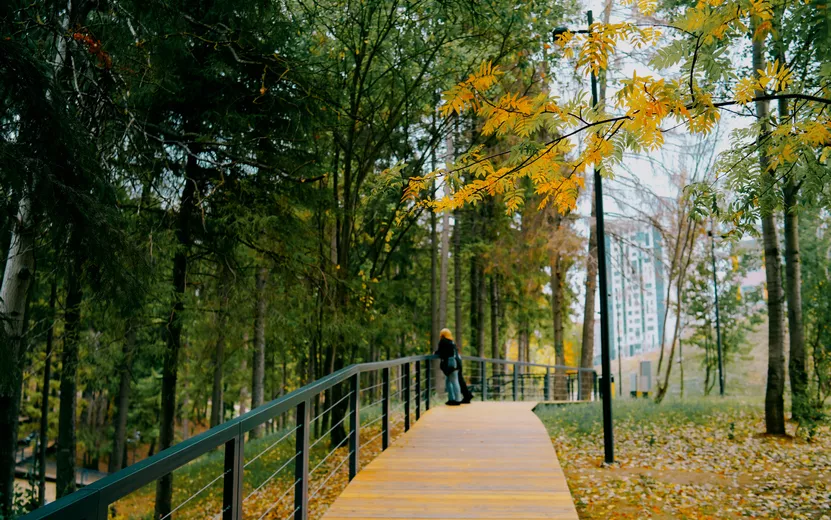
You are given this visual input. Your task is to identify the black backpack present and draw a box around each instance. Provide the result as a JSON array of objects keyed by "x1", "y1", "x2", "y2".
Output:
[{"x1": 441, "y1": 347, "x2": 459, "y2": 375}]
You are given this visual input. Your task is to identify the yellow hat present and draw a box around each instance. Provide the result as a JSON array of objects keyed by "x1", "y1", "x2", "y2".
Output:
[{"x1": 439, "y1": 328, "x2": 454, "y2": 340}]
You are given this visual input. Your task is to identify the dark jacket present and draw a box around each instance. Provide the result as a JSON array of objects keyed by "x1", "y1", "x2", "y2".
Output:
[{"x1": 435, "y1": 337, "x2": 459, "y2": 375}]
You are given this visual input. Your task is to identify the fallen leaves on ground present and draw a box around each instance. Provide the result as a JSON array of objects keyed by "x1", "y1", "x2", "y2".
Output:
[{"x1": 540, "y1": 400, "x2": 831, "y2": 519}]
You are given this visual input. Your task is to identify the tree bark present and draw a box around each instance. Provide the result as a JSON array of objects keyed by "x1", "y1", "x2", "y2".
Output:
[
  {"x1": 490, "y1": 275, "x2": 499, "y2": 363},
  {"x1": 784, "y1": 182, "x2": 807, "y2": 421},
  {"x1": 552, "y1": 253, "x2": 567, "y2": 399},
  {"x1": 154, "y1": 160, "x2": 198, "y2": 519},
  {"x1": 109, "y1": 324, "x2": 135, "y2": 473},
  {"x1": 579, "y1": 192, "x2": 598, "y2": 392},
  {"x1": 38, "y1": 278, "x2": 57, "y2": 505},
  {"x1": 0, "y1": 195, "x2": 35, "y2": 516},
  {"x1": 772, "y1": 15, "x2": 808, "y2": 422},
  {"x1": 430, "y1": 179, "x2": 440, "y2": 394},
  {"x1": 655, "y1": 219, "x2": 697, "y2": 402},
  {"x1": 439, "y1": 134, "x2": 454, "y2": 328},
  {"x1": 211, "y1": 271, "x2": 230, "y2": 428},
  {"x1": 57, "y1": 250, "x2": 84, "y2": 498},
  {"x1": 250, "y1": 267, "x2": 268, "y2": 439},
  {"x1": 454, "y1": 210, "x2": 463, "y2": 351},
  {"x1": 752, "y1": 19, "x2": 786, "y2": 435},
  {"x1": 476, "y1": 262, "x2": 486, "y2": 358},
  {"x1": 239, "y1": 334, "x2": 249, "y2": 417},
  {"x1": 469, "y1": 254, "x2": 480, "y2": 357}
]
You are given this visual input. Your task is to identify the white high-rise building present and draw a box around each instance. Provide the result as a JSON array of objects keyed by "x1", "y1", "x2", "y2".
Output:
[{"x1": 594, "y1": 222, "x2": 666, "y2": 365}]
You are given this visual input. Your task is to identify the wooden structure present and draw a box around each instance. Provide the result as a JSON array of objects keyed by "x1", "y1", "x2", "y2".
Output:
[{"x1": 323, "y1": 402, "x2": 579, "y2": 519}]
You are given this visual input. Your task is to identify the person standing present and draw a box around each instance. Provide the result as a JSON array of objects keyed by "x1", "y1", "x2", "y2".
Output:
[{"x1": 435, "y1": 328, "x2": 462, "y2": 405}]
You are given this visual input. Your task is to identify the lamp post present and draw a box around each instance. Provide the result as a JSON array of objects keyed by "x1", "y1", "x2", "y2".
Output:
[{"x1": 554, "y1": 10, "x2": 615, "y2": 464}]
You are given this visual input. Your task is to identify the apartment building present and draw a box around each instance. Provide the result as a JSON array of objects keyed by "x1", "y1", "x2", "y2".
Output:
[{"x1": 594, "y1": 222, "x2": 666, "y2": 365}]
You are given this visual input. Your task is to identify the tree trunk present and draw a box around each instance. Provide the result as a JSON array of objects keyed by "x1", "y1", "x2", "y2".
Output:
[
  {"x1": 772, "y1": 21, "x2": 808, "y2": 421},
  {"x1": 438, "y1": 217, "x2": 451, "y2": 327},
  {"x1": 655, "y1": 269, "x2": 687, "y2": 402},
  {"x1": 655, "y1": 219, "x2": 697, "y2": 402},
  {"x1": 768, "y1": 4, "x2": 807, "y2": 423},
  {"x1": 109, "y1": 325, "x2": 135, "y2": 473},
  {"x1": 454, "y1": 210, "x2": 463, "y2": 351},
  {"x1": 469, "y1": 255, "x2": 480, "y2": 357},
  {"x1": 251, "y1": 267, "x2": 267, "y2": 439},
  {"x1": 439, "y1": 135, "x2": 454, "y2": 328},
  {"x1": 552, "y1": 253, "x2": 567, "y2": 399},
  {"x1": 476, "y1": 262, "x2": 486, "y2": 358},
  {"x1": 210, "y1": 274, "x2": 229, "y2": 428},
  {"x1": 490, "y1": 275, "x2": 499, "y2": 371},
  {"x1": 430, "y1": 181, "x2": 440, "y2": 395},
  {"x1": 0, "y1": 195, "x2": 35, "y2": 516},
  {"x1": 518, "y1": 323, "x2": 529, "y2": 378},
  {"x1": 181, "y1": 395, "x2": 190, "y2": 441},
  {"x1": 752, "y1": 19, "x2": 786, "y2": 435},
  {"x1": 38, "y1": 278, "x2": 57, "y2": 505},
  {"x1": 579, "y1": 192, "x2": 598, "y2": 393},
  {"x1": 154, "y1": 160, "x2": 198, "y2": 519},
  {"x1": 784, "y1": 183, "x2": 807, "y2": 421},
  {"x1": 239, "y1": 334, "x2": 249, "y2": 417},
  {"x1": 57, "y1": 251, "x2": 84, "y2": 498}
]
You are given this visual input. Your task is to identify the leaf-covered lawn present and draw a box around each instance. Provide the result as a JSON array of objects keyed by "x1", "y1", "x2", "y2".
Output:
[{"x1": 537, "y1": 399, "x2": 831, "y2": 520}]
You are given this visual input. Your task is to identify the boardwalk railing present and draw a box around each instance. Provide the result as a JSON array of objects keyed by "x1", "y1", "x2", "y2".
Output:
[
  {"x1": 461, "y1": 356, "x2": 598, "y2": 402},
  {"x1": 21, "y1": 355, "x2": 594, "y2": 520}
]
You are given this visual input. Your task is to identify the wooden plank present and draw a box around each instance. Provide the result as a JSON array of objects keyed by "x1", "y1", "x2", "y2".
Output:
[{"x1": 322, "y1": 402, "x2": 579, "y2": 520}]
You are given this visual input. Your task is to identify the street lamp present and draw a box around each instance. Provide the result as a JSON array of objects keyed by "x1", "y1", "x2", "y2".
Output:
[{"x1": 554, "y1": 10, "x2": 615, "y2": 465}]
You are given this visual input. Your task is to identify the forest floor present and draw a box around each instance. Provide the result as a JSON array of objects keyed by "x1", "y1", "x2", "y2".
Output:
[{"x1": 536, "y1": 399, "x2": 831, "y2": 520}]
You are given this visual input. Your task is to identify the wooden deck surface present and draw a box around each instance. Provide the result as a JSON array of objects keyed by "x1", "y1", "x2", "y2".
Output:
[{"x1": 323, "y1": 402, "x2": 579, "y2": 519}]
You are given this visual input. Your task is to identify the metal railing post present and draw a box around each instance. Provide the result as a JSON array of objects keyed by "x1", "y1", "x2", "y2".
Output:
[
  {"x1": 222, "y1": 431, "x2": 244, "y2": 520},
  {"x1": 382, "y1": 367, "x2": 390, "y2": 450},
  {"x1": 415, "y1": 361, "x2": 421, "y2": 420},
  {"x1": 513, "y1": 365, "x2": 518, "y2": 401},
  {"x1": 425, "y1": 361, "x2": 431, "y2": 410},
  {"x1": 544, "y1": 367, "x2": 551, "y2": 402},
  {"x1": 348, "y1": 373, "x2": 360, "y2": 480},
  {"x1": 404, "y1": 363, "x2": 411, "y2": 431},
  {"x1": 480, "y1": 360, "x2": 487, "y2": 401},
  {"x1": 294, "y1": 400, "x2": 310, "y2": 520}
]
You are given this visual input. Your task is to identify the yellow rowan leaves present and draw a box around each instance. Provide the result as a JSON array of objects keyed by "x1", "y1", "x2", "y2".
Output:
[
  {"x1": 621, "y1": 0, "x2": 658, "y2": 16},
  {"x1": 798, "y1": 121, "x2": 831, "y2": 147},
  {"x1": 575, "y1": 23, "x2": 660, "y2": 75},
  {"x1": 734, "y1": 60, "x2": 792, "y2": 105},
  {"x1": 414, "y1": 0, "x2": 829, "y2": 219},
  {"x1": 735, "y1": 77, "x2": 758, "y2": 105},
  {"x1": 440, "y1": 61, "x2": 503, "y2": 116},
  {"x1": 759, "y1": 60, "x2": 793, "y2": 92}
]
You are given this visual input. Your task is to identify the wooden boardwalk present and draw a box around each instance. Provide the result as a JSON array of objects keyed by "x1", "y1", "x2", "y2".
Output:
[{"x1": 323, "y1": 402, "x2": 579, "y2": 519}]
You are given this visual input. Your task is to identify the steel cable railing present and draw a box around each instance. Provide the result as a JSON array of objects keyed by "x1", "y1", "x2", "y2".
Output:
[{"x1": 23, "y1": 355, "x2": 594, "y2": 520}]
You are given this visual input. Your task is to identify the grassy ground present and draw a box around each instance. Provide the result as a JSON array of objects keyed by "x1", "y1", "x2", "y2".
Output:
[{"x1": 536, "y1": 399, "x2": 831, "y2": 520}]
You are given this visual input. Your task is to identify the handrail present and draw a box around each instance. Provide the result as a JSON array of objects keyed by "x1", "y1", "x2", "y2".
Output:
[
  {"x1": 461, "y1": 355, "x2": 596, "y2": 371},
  {"x1": 21, "y1": 354, "x2": 595, "y2": 520}
]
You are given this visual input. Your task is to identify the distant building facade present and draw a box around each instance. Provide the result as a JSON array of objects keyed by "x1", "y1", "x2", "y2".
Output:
[{"x1": 594, "y1": 222, "x2": 666, "y2": 365}]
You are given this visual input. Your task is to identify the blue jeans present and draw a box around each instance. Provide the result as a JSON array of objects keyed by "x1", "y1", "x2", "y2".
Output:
[{"x1": 445, "y1": 370, "x2": 462, "y2": 402}]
